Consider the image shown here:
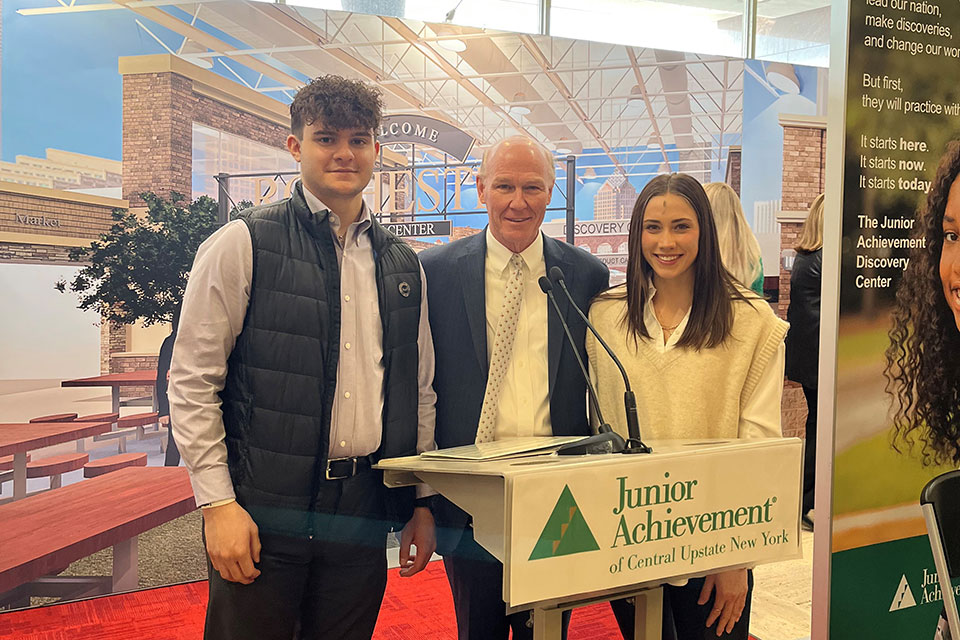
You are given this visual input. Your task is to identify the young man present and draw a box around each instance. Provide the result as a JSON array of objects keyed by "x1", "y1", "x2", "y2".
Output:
[
  {"x1": 169, "y1": 75, "x2": 436, "y2": 640},
  {"x1": 420, "y1": 136, "x2": 609, "y2": 639}
]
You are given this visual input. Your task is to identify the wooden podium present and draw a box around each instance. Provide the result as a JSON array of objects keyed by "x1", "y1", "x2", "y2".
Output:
[{"x1": 377, "y1": 438, "x2": 802, "y2": 639}]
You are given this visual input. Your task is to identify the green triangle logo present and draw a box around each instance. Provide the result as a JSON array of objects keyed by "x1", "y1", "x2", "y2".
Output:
[{"x1": 528, "y1": 485, "x2": 600, "y2": 560}]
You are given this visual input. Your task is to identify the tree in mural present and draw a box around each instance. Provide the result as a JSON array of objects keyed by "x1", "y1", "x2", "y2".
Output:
[{"x1": 55, "y1": 191, "x2": 253, "y2": 326}]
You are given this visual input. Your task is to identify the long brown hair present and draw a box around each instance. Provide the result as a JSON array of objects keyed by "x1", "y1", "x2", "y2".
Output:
[{"x1": 610, "y1": 173, "x2": 749, "y2": 350}]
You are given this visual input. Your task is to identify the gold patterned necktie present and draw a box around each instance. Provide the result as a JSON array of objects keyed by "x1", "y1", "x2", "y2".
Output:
[{"x1": 475, "y1": 253, "x2": 526, "y2": 444}]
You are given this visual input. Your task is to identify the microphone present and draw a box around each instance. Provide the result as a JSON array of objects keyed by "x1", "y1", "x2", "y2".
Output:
[
  {"x1": 538, "y1": 276, "x2": 625, "y2": 455},
  {"x1": 549, "y1": 266, "x2": 652, "y2": 455}
]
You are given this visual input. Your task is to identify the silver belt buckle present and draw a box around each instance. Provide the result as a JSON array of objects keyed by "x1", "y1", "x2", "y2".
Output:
[{"x1": 325, "y1": 456, "x2": 356, "y2": 480}]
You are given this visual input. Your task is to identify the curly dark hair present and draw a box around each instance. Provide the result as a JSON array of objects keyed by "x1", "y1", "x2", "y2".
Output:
[
  {"x1": 885, "y1": 140, "x2": 960, "y2": 465},
  {"x1": 290, "y1": 75, "x2": 383, "y2": 138}
]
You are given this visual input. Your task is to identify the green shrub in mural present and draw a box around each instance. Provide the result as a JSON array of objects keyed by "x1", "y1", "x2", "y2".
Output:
[{"x1": 54, "y1": 191, "x2": 252, "y2": 326}]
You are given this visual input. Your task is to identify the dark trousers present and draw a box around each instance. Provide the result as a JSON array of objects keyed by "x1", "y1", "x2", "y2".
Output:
[
  {"x1": 164, "y1": 421, "x2": 181, "y2": 467},
  {"x1": 801, "y1": 385, "x2": 818, "y2": 514},
  {"x1": 204, "y1": 470, "x2": 390, "y2": 640},
  {"x1": 443, "y1": 527, "x2": 571, "y2": 640},
  {"x1": 611, "y1": 571, "x2": 754, "y2": 640}
]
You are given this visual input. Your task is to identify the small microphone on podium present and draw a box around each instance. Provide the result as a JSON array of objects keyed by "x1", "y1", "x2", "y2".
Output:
[
  {"x1": 538, "y1": 276, "x2": 625, "y2": 455},
  {"x1": 548, "y1": 267, "x2": 652, "y2": 454}
]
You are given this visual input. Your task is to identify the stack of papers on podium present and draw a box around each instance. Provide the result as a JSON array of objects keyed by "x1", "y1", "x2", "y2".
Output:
[{"x1": 420, "y1": 436, "x2": 584, "y2": 460}]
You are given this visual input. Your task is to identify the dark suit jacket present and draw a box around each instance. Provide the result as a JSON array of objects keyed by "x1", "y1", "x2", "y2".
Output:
[
  {"x1": 785, "y1": 248, "x2": 822, "y2": 390},
  {"x1": 420, "y1": 230, "x2": 609, "y2": 554}
]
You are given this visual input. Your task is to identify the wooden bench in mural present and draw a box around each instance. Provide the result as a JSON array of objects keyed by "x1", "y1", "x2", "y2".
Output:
[
  {"x1": 26, "y1": 453, "x2": 89, "y2": 490},
  {"x1": 83, "y1": 453, "x2": 148, "y2": 478},
  {"x1": 0, "y1": 466, "x2": 195, "y2": 608},
  {"x1": 28, "y1": 413, "x2": 78, "y2": 424}
]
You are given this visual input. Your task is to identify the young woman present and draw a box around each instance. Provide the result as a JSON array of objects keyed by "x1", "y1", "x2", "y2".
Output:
[
  {"x1": 886, "y1": 140, "x2": 960, "y2": 466},
  {"x1": 885, "y1": 142, "x2": 960, "y2": 640},
  {"x1": 785, "y1": 194, "x2": 824, "y2": 530},
  {"x1": 703, "y1": 182, "x2": 765, "y2": 296},
  {"x1": 589, "y1": 173, "x2": 788, "y2": 640}
]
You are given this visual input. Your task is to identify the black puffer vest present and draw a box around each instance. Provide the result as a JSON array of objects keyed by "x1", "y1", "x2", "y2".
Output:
[{"x1": 219, "y1": 183, "x2": 421, "y2": 537}]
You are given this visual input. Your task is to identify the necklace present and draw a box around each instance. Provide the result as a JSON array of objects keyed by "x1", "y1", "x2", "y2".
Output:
[{"x1": 656, "y1": 308, "x2": 685, "y2": 332}]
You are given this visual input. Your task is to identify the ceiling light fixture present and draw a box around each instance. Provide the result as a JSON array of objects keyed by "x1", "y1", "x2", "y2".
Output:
[
  {"x1": 765, "y1": 62, "x2": 801, "y2": 95},
  {"x1": 508, "y1": 92, "x2": 531, "y2": 116},
  {"x1": 438, "y1": 39, "x2": 467, "y2": 52}
]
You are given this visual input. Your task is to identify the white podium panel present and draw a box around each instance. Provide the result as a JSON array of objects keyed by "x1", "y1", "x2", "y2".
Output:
[
  {"x1": 378, "y1": 438, "x2": 802, "y2": 609},
  {"x1": 506, "y1": 439, "x2": 801, "y2": 606}
]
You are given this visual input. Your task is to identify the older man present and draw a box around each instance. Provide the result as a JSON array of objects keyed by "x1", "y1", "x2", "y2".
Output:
[{"x1": 420, "y1": 136, "x2": 609, "y2": 639}]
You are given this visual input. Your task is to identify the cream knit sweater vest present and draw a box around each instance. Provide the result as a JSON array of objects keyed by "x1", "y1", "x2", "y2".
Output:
[{"x1": 587, "y1": 292, "x2": 788, "y2": 441}]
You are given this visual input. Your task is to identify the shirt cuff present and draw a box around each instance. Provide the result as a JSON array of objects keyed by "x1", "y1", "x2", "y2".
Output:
[
  {"x1": 201, "y1": 498, "x2": 237, "y2": 510},
  {"x1": 187, "y1": 466, "x2": 237, "y2": 508}
]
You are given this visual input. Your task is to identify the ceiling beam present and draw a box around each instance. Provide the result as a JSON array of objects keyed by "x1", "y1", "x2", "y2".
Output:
[
  {"x1": 19, "y1": 0, "x2": 226, "y2": 15},
  {"x1": 110, "y1": 0, "x2": 305, "y2": 90},
  {"x1": 379, "y1": 16, "x2": 532, "y2": 143},
  {"x1": 518, "y1": 35, "x2": 624, "y2": 173},
  {"x1": 245, "y1": 3, "x2": 472, "y2": 134},
  {"x1": 626, "y1": 47, "x2": 671, "y2": 168}
]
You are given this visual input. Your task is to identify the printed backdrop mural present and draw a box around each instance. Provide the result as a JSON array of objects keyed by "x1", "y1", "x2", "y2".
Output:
[{"x1": 830, "y1": 0, "x2": 960, "y2": 637}]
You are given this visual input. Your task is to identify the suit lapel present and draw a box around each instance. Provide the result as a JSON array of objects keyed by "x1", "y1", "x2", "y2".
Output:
[
  {"x1": 458, "y1": 233, "x2": 488, "y2": 372},
  {"x1": 544, "y1": 236, "x2": 576, "y2": 396}
]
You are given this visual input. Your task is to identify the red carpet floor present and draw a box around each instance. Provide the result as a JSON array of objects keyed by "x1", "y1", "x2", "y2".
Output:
[
  {"x1": 0, "y1": 561, "x2": 625, "y2": 639},
  {"x1": 0, "y1": 562, "x2": 761, "y2": 639}
]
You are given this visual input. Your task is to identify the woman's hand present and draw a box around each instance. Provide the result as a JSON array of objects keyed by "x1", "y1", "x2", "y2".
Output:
[{"x1": 698, "y1": 568, "x2": 748, "y2": 636}]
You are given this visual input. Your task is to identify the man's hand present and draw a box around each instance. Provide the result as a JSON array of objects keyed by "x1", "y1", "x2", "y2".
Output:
[
  {"x1": 698, "y1": 568, "x2": 748, "y2": 636},
  {"x1": 398, "y1": 506, "x2": 436, "y2": 577},
  {"x1": 203, "y1": 501, "x2": 262, "y2": 584}
]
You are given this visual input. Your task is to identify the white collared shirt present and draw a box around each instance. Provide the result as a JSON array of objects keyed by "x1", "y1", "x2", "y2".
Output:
[
  {"x1": 642, "y1": 283, "x2": 784, "y2": 438},
  {"x1": 483, "y1": 229, "x2": 552, "y2": 439}
]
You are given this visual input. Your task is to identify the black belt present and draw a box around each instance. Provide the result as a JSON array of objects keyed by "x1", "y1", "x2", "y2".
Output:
[{"x1": 324, "y1": 454, "x2": 375, "y2": 480}]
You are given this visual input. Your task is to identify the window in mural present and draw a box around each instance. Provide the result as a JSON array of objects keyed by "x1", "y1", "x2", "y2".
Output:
[{"x1": 191, "y1": 124, "x2": 298, "y2": 204}]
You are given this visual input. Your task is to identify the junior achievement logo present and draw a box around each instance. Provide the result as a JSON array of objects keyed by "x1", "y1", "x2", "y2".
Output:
[{"x1": 529, "y1": 485, "x2": 600, "y2": 560}]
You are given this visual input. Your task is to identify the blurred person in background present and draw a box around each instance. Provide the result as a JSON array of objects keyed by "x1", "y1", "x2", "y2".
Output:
[
  {"x1": 156, "y1": 302, "x2": 182, "y2": 467},
  {"x1": 785, "y1": 194, "x2": 824, "y2": 531},
  {"x1": 704, "y1": 182, "x2": 765, "y2": 296}
]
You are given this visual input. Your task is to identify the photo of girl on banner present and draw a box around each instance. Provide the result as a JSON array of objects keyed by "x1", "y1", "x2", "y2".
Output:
[
  {"x1": 886, "y1": 140, "x2": 960, "y2": 467},
  {"x1": 886, "y1": 140, "x2": 960, "y2": 640}
]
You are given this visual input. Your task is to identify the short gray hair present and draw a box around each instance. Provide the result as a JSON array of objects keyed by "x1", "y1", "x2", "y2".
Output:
[{"x1": 476, "y1": 136, "x2": 556, "y2": 184}]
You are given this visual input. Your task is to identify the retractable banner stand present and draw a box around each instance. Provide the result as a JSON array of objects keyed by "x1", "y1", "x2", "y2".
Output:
[{"x1": 829, "y1": 0, "x2": 960, "y2": 636}]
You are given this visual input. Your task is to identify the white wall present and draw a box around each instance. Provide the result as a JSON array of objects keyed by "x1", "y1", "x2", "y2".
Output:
[{"x1": 0, "y1": 264, "x2": 100, "y2": 380}]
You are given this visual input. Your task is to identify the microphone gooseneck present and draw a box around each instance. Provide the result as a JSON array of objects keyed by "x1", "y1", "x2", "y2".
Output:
[
  {"x1": 548, "y1": 266, "x2": 652, "y2": 455},
  {"x1": 538, "y1": 276, "x2": 625, "y2": 455}
]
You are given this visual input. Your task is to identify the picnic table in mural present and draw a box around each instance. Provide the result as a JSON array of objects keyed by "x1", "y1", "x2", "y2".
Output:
[
  {"x1": 61, "y1": 370, "x2": 159, "y2": 413},
  {"x1": 0, "y1": 422, "x2": 113, "y2": 500},
  {"x1": 0, "y1": 466, "x2": 195, "y2": 607}
]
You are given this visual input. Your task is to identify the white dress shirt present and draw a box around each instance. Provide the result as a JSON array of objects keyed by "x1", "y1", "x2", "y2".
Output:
[{"x1": 483, "y1": 229, "x2": 552, "y2": 439}]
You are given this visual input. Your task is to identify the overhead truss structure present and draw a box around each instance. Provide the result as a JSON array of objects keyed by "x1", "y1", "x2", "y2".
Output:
[{"x1": 20, "y1": 0, "x2": 747, "y2": 181}]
